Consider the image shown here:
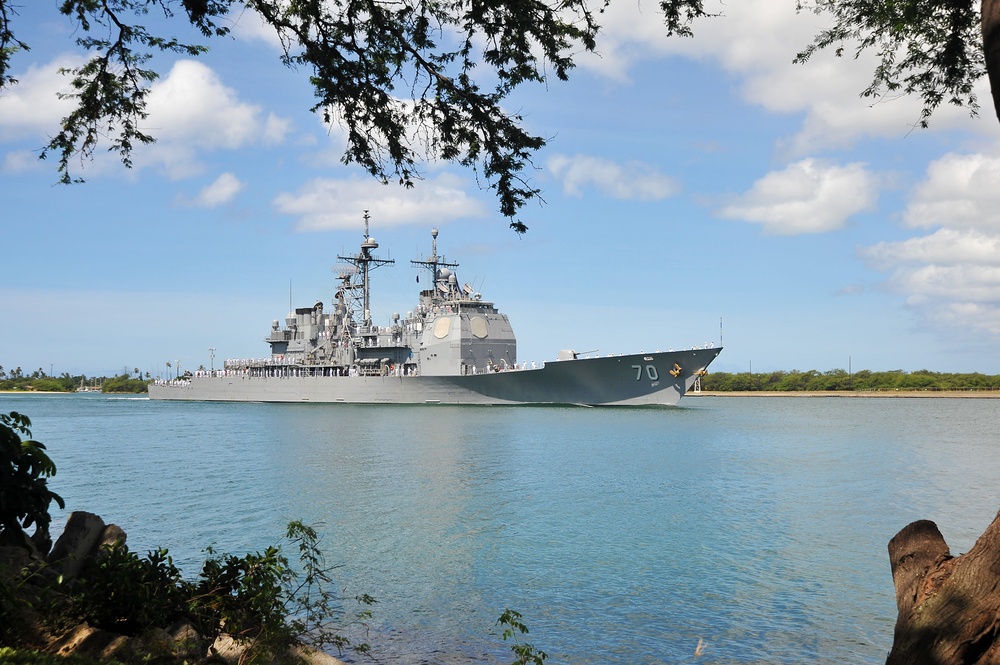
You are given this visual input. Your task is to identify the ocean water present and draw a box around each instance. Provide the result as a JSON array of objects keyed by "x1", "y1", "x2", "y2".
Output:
[{"x1": 3, "y1": 393, "x2": 1000, "y2": 664}]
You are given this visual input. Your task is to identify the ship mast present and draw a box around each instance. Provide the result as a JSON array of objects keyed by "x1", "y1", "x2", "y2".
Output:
[
  {"x1": 337, "y1": 211, "x2": 394, "y2": 326},
  {"x1": 411, "y1": 227, "x2": 459, "y2": 303}
]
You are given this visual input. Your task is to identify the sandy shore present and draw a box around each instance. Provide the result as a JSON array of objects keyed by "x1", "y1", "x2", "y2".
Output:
[{"x1": 690, "y1": 390, "x2": 1000, "y2": 398}]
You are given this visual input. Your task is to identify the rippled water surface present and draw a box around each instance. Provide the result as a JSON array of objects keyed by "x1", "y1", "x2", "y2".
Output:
[{"x1": 4, "y1": 393, "x2": 1000, "y2": 664}]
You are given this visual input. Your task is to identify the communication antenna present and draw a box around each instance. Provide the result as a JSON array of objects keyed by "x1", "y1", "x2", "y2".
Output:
[{"x1": 720, "y1": 317, "x2": 724, "y2": 346}]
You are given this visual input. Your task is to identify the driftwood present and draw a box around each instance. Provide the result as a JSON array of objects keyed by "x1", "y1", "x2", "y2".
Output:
[{"x1": 886, "y1": 511, "x2": 1000, "y2": 664}]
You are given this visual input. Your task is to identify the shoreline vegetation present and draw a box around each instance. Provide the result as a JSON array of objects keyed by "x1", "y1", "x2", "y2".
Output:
[
  {"x1": 0, "y1": 367, "x2": 154, "y2": 395},
  {"x1": 699, "y1": 369, "x2": 1000, "y2": 393},
  {"x1": 691, "y1": 390, "x2": 1000, "y2": 398}
]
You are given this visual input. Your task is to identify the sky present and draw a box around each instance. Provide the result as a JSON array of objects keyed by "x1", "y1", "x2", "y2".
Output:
[{"x1": 2, "y1": 0, "x2": 1000, "y2": 378}]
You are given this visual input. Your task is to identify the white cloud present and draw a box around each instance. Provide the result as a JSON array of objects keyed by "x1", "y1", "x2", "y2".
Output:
[
  {"x1": 273, "y1": 174, "x2": 489, "y2": 231},
  {"x1": 262, "y1": 113, "x2": 293, "y2": 143},
  {"x1": 891, "y1": 264, "x2": 1000, "y2": 305},
  {"x1": 0, "y1": 55, "x2": 83, "y2": 140},
  {"x1": 579, "y1": 0, "x2": 994, "y2": 150},
  {"x1": 139, "y1": 60, "x2": 291, "y2": 177},
  {"x1": 192, "y1": 172, "x2": 246, "y2": 207},
  {"x1": 718, "y1": 158, "x2": 878, "y2": 234},
  {"x1": 2, "y1": 149, "x2": 45, "y2": 174},
  {"x1": 902, "y1": 152, "x2": 1000, "y2": 230},
  {"x1": 229, "y1": 5, "x2": 287, "y2": 50},
  {"x1": 0, "y1": 57, "x2": 293, "y2": 180},
  {"x1": 145, "y1": 61, "x2": 256, "y2": 148},
  {"x1": 860, "y1": 150, "x2": 1000, "y2": 338},
  {"x1": 547, "y1": 154, "x2": 679, "y2": 200},
  {"x1": 864, "y1": 228, "x2": 1000, "y2": 271},
  {"x1": 930, "y1": 302, "x2": 1000, "y2": 336},
  {"x1": 784, "y1": 66, "x2": 997, "y2": 154},
  {"x1": 870, "y1": 259, "x2": 1000, "y2": 336}
]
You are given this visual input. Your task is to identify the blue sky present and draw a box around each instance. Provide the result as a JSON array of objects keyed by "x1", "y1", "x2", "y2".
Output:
[{"x1": 2, "y1": 1, "x2": 1000, "y2": 378}]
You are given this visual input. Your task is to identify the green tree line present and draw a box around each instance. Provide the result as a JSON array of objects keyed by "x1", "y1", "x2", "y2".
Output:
[
  {"x1": 702, "y1": 369, "x2": 1000, "y2": 392},
  {"x1": 0, "y1": 366, "x2": 149, "y2": 394}
]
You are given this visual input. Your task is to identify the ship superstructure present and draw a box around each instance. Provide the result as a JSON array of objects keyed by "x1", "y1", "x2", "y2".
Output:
[{"x1": 149, "y1": 214, "x2": 722, "y2": 406}]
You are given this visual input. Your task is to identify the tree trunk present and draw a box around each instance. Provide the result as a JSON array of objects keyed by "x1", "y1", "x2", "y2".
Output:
[
  {"x1": 984, "y1": 0, "x2": 1000, "y2": 123},
  {"x1": 886, "y1": 510, "x2": 1000, "y2": 664}
]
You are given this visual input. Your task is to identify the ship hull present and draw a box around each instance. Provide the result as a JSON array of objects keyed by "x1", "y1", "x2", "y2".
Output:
[{"x1": 148, "y1": 348, "x2": 722, "y2": 406}]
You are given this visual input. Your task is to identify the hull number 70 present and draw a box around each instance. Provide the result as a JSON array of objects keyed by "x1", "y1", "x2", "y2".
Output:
[
  {"x1": 632, "y1": 365, "x2": 659, "y2": 381},
  {"x1": 631, "y1": 363, "x2": 683, "y2": 380}
]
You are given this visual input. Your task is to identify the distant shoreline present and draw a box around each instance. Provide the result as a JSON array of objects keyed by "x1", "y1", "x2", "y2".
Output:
[
  {"x1": 0, "y1": 390, "x2": 146, "y2": 395},
  {"x1": 690, "y1": 390, "x2": 1000, "y2": 399}
]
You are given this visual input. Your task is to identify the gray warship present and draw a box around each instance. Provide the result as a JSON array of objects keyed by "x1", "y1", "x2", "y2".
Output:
[{"x1": 149, "y1": 214, "x2": 722, "y2": 406}]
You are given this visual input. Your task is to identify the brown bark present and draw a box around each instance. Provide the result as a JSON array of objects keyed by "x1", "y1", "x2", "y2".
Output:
[
  {"x1": 984, "y1": 0, "x2": 1000, "y2": 124},
  {"x1": 886, "y1": 510, "x2": 1000, "y2": 665}
]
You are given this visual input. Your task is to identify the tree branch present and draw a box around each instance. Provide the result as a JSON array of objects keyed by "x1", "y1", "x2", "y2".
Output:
[{"x1": 984, "y1": 0, "x2": 1000, "y2": 123}]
